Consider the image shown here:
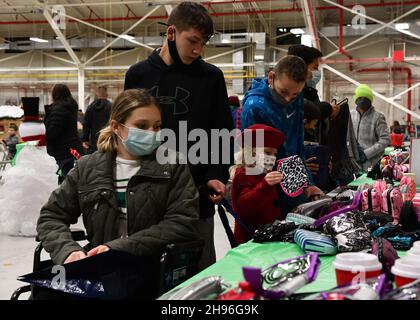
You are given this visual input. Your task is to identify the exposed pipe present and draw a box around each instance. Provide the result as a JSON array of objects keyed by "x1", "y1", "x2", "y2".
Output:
[
  {"x1": 203, "y1": 0, "x2": 277, "y2": 5},
  {"x1": 323, "y1": 56, "x2": 420, "y2": 63},
  {"x1": 4, "y1": 0, "x2": 420, "y2": 10},
  {"x1": 326, "y1": 79, "x2": 419, "y2": 85},
  {"x1": 315, "y1": 0, "x2": 420, "y2": 10},
  {"x1": 339, "y1": 0, "x2": 353, "y2": 71},
  {"x1": 301, "y1": 0, "x2": 321, "y2": 49},
  {"x1": 1, "y1": 1, "x2": 420, "y2": 25},
  {"x1": 124, "y1": 4, "x2": 138, "y2": 18},
  {"x1": 357, "y1": 67, "x2": 413, "y2": 128},
  {"x1": 79, "y1": 0, "x2": 101, "y2": 19},
  {"x1": 324, "y1": 57, "x2": 392, "y2": 64}
]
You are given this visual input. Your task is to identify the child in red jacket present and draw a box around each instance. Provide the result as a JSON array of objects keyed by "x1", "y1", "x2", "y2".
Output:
[
  {"x1": 231, "y1": 124, "x2": 285, "y2": 244},
  {"x1": 390, "y1": 126, "x2": 404, "y2": 148}
]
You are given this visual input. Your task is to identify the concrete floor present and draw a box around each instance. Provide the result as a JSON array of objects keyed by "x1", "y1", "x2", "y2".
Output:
[{"x1": 0, "y1": 208, "x2": 234, "y2": 300}]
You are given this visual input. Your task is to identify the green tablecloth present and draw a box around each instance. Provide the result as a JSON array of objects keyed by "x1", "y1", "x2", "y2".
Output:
[
  {"x1": 384, "y1": 147, "x2": 394, "y2": 156},
  {"x1": 174, "y1": 241, "x2": 406, "y2": 295}
]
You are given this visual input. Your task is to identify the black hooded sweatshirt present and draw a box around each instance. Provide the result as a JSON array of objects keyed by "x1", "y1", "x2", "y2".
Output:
[
  {"x1": 124, "y1": 49, "x2": 234, "y2": 218},
  {"x1": 82, "y1": 98, "x2": 112, "y2": 151}
]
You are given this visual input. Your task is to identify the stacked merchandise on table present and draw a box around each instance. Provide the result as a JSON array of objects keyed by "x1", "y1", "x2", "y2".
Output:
[
  {"x1": 252, "y1": 184, "x2": 420, "y2": 252},
  {"x1": 159, "y1": 181, "x2": 420, "y2": 300},
  {"x1": 160, "y1": 244, "x2": 420, "y2": 300},
  {"x1": 160, "y1": 253, "x2": 322, "y2": 300}
]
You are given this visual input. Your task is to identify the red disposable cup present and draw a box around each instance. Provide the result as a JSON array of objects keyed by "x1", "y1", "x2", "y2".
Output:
[
  {"x1": 333, "y1": 252, "x2": 382, "y2": 286},
  {"x1": 394, "y1": 275, "x2": 417, "y2": 288},
  {"x1": 391, "y1": 258, "x2": 420, "y2": 288},
  {"x1": 335, "y1": 269, "x2": 382, "y2": 286}
]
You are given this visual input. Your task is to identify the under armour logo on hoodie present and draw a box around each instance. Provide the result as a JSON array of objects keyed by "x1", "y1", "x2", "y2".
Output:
[{"x1": 150, "y1": 86, "x2": 190, "y2": 115}]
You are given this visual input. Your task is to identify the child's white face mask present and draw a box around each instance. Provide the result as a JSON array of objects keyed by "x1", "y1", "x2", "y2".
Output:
[{"x1": 255, "y1": 153, "x2": 277, "y2": 174}]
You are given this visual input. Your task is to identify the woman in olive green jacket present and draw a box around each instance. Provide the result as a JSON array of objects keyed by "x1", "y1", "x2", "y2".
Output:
[{"x1": 37, "y1": 89, "x2": 200, "y2": 265}]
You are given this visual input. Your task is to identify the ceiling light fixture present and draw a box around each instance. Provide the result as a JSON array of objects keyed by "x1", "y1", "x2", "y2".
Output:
[
  {"x1": 290, "y1": 28, "x2": 305, "y2": 35},
  {"x1": 119, "y1": 35, "x2": 136, "y2": 41},
  {"x1": 395, "y1": 23, "x2": 410, "y2": 30},
  {"x1": 30, "y1": 37, "x2": 49, "y2": 43}
]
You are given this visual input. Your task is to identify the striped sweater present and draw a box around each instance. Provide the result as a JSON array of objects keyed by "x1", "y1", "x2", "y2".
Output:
[{"x1": 114, "y1": 156, "x2": 141, "y2": 238}]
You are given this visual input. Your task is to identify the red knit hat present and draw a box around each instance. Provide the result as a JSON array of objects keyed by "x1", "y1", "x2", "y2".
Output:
[
  {"x1": 238, "y1": 124, "x2": 285, "y2": 150},
  {"x1": 228, "y1": 95, "x2": 240, "y2": 107}
]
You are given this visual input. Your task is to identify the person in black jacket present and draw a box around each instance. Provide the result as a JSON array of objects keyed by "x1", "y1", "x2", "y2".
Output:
[
  {"x1": 124, "y1": 2, "x2": 234, "y2": 270},
  {"x1": 82, "y1": 86, "x2": 112, "y2": 153},
  {"x1": 46, "y1": 84, "x2": 84, "y2": 183},
  {"x1": 288, "y1": 45, "x2": 341, "y2": 143}
]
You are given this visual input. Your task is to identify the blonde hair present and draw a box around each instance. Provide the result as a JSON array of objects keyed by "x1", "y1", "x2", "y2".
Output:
[
  {"x1": 97, "y1": 89, "x2": 159, "y2": 153},
  {"x1": 234, "y1": 147, "x2": 256, "y2": 168},
  {"x1": 230, "y1": 147, "x2": 257, "y2": 179}
]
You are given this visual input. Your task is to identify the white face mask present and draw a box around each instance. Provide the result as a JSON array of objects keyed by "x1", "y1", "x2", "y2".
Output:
[{"x1": 255, "y1": 153, "x2": 277, "y2": 173}]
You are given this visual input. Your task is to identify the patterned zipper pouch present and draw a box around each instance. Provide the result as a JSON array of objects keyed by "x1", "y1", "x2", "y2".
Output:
[{"x1": 277, "y1": 155, "x2": 309, "y2": 197}]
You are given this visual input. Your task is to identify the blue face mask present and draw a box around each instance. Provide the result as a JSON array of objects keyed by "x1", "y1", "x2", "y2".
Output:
[
  {"x1": 118, "y1": 124, "x2": 161, "y2": 156},
  {"x1": 307, "y1": 70, "x2": 321, "y2": 88}
]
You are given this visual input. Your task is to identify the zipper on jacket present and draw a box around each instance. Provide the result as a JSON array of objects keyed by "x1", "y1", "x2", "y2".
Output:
[
  {"x1": 125, "y1": 176, "x2": 134, "y2": 237},
  {"x1": 356, "y1": 110, "x2": 363, "y2": 141}
]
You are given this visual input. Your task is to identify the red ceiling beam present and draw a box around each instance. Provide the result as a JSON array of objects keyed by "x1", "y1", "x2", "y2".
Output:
[
  {"x1": 0, "y1": 1, "x2": 419, "y2": 25},
  {"x1": 316, "y1": 0, "x2": 420, "y2": 10}
]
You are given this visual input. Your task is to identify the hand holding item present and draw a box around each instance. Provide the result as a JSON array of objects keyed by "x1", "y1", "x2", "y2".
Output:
[
  {"x1": 87, "y1": 245, "x2": 110, "y2": 257},
  {"x1": 306, "y1": 157, "x2": 319, "y2": 176},
  {"x1": 64, "y1": 251, "x2": 87, "y2": 264},
  {"x1": 265, "y1": 171, "x2": 283, "y2": 186},
  {"x1": 207, "y1": 179, "x2": 226, "y2": 204},
  {"x1": 330, "y1": 103, "x2": 341, "y2": 119},
  {"x1": 304, "y1": 185, "x2": 325, "y2": 200},
  {"x1": 82, "y1": 141, "x2": 90, "y2": 150}
]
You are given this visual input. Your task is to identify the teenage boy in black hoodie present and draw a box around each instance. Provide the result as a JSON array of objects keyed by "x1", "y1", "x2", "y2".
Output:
[{"x1": 124, "y1": 2, "x2": 234, "y2": 270}]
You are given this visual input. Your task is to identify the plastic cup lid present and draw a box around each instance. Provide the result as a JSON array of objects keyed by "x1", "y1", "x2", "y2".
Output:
[
  {"x1": 407, "y1": 252, "x2": 420, "y2": 260},
  {"x1": 400, "y1": 256, "x2": 420, "y2": 264},
  {"x1": 333, "y1": 252, "x2": 382, "y2": 272},
  {"x1": 408, "y1": 247, "x2": 420, "y2": 255},
  {"x1": 412, "y1": 241, "x2": 420, "y2": 250},
  {"x1": 392, "y1": 258, "x2": 420, "y2": 279}
]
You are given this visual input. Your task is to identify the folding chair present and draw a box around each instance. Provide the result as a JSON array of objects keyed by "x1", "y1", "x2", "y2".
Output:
[
  {"x1": 158, "y1": 240, "x2": 204, "y2": 296},
  {"x1": 0, "y1": 143, "x2": 12, "y2": 172},
  {"x1": 10, "y1": 229, "x2": 87, "y2": 300}
]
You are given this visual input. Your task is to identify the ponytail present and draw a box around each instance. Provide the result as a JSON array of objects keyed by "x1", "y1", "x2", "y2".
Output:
[{"x1": 97, "y1": 126, "x2": 118, "y2": 153}]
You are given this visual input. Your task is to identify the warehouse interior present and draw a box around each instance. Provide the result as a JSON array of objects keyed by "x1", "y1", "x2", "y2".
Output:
[{"x1": 0, "y1": 0, "x2": 419, "y2": 126}]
